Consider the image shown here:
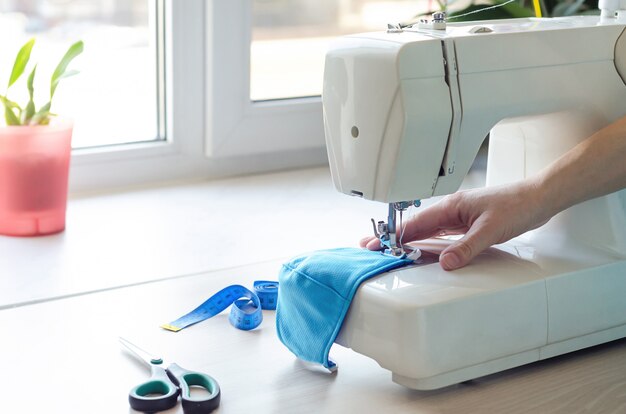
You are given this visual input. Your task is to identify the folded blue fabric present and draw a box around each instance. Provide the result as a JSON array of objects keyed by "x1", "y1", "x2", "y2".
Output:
[{"x1": 275, "y1": 247, "x2": 413, "y2": 369}]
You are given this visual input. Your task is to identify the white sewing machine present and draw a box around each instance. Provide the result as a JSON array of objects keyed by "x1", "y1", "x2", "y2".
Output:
[{"x1": 323, "y1": 12, "x2": 626, "y2": 390}]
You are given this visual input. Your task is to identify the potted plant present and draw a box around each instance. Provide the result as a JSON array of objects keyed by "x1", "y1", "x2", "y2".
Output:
[{"x1": 0, "y1": 39, "x2": 83, "y2": 236}]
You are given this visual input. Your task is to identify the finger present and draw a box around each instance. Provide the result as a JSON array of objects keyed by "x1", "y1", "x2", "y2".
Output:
[
  {"x1": 402, "y1": 201, "x2": 466, "y2": 242},
  {"x1": 439, "y1": 216, "x2": 500, "y2": 270},
  {"x1": 365, "y1": 237, "x2": 384, "y2": 251},
  {"x1": 359, "y1": 236, "x2": 376, "y2": 248},
  {"x1": 433, "y1": 229, "x2": 465, "y2": 237}
]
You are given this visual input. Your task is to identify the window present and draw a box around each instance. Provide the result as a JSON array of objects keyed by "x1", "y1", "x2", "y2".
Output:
[
  {"x1": 251, "y1": 0, "x2": 427, "y2": 101},
  {"x1": 207, "y1": 0, "x2": 426, "y2": 159},
  {"x1": 0, "y1": 0, "x2": 163, "y2": 148},
  {"x1": 206, "y1": 0, "x2": 323, "y2": 160},
  {"x1": 0, "y1": 1, "x2": 210, "y2": 192},
  {"x1": 2, "y1": 1, "x2": 421, "y2": 191}
]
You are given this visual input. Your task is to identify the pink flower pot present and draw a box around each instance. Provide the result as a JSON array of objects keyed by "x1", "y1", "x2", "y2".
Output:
[{"x1": 0, "y1": 120, "x2": 73, "y2": 236}]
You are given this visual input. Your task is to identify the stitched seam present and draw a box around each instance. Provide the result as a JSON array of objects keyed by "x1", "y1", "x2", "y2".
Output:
[{"x1": 282, "y1": 263, "x2": 347, "y2": 299}]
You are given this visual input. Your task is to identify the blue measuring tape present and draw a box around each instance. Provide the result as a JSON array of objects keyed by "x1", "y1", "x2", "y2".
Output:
[{"x1": 161, "y1": 280, "x2": 279, "y2": 332}]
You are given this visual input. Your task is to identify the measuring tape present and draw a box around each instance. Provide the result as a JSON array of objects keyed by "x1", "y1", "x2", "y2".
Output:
[{"x1": 161, "y1": 281, "x2": 279, "y2": 332}]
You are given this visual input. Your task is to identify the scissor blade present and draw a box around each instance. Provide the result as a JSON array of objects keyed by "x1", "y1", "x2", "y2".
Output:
[{"x1": 119, "y1": 337, "x2": 163, "y2": 367}]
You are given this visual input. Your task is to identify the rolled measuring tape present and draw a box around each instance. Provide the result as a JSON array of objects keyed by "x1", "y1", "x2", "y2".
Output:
[{"x1": 161, "y1": 280, "x2": 279, "y2": 332}]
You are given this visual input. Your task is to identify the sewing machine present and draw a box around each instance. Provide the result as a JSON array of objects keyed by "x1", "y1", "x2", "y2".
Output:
[{"x1": 323, "y1": 13, "x2": 626, "y2": 389}]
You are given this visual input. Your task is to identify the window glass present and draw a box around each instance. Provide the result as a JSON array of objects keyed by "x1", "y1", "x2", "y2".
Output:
[
  {"x1": 251, "y1": 0, "x2": 428, "y2": 101},
  {"x1": 0, "y1": 0, "x2": 161, "y2": 148}
]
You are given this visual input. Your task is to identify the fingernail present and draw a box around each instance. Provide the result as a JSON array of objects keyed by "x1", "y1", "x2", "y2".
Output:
[{"x1": 441, "y1": 251, "x2": 461, "y2": 270}]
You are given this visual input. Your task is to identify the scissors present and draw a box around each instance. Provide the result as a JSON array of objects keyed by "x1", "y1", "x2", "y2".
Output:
[{"x1": 120, "y1": 337, "x2": 221, "y2": 413}]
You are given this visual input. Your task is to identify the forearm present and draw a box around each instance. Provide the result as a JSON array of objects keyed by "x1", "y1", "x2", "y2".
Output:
[{"x1": 533, "y1": 116, "x2": 626, "y2": 218}]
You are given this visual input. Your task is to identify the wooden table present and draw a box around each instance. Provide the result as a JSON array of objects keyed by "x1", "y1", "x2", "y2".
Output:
[
  {"x1": 1, "y1": 167, "x2": 624, "y2": 413},
  {"x1": 2, "y1": 260, "x2": 625, "y2": 414}
]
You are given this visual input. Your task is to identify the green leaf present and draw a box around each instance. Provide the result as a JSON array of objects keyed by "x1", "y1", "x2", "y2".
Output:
[
  {"x1": 0, "y1": 94, "x2": 22, "y2": 112},
  {"x1": 57, "y1": 69, "x2": 79, "y2": 80},
  {"x1": 23, "y1": 100, "x2": 36, "y2": 124},
  {"x1": 448, "y1": 0, "x2": 534, "y2": 21},
  {"x1": 0, "y1": 94, "x2": 23, "y2": 125},
  {"x1": 30, "y1": 101, "x2": 51, "y2": 125},
  {"x1": 552, "y1": 0, "x2": 586, "y2": 16},
  {"x1": 27, "y1": 64, "x2": 37, "y2": 99},
  {"x1": 4, "y1": 106, "x2": 21, "y2": 125},
  {"x1": 8, "y1": 38, "x2": 35, "y2": 89},
  {"x1": 22, "y1": 65, "x2": 37, "y2": 124},
  {"x1": 50, "y1": 40, "x2": 84, "y2": 99}
]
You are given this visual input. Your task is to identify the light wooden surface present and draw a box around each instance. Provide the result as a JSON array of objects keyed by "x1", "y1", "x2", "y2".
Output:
[
  {"x1": 2, "y1": 165, "x2": 625, "y2": 413},
  {"x1": 0, "y1": 167, "x2": 385, "y2": 309},
  {"x1": 1, "y1": 261, "x2": 625, "y2": 414}
]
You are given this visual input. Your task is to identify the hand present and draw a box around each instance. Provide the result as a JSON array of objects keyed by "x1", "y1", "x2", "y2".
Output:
[
  {"x1": 361, "y1": 115, "x2": 626, "y2": 270},
  {"x1": 360, "y1": 180, "x2": 551, "y2": 271}
]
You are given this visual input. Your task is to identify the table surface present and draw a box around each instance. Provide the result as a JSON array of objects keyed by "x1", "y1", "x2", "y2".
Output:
[{"x1": 1, "y1": 166, "x2": 625, "y2": 414}]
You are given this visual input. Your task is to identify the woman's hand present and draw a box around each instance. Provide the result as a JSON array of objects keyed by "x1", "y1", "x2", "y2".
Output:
[
  {"x1": 361, "y1": 115, "x2": 626, "y2": 270},
  {"x1": 360, "y1": 180, "x2": 551, "y2": 270}
]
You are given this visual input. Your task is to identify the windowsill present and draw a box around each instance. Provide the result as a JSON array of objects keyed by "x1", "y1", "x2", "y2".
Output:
[
  {"x1": 0, "y1": 164, "x2": 486, "y2": 310},
  {"x1": 0, "y1": 167, "x2": 375, "y2": 308}
]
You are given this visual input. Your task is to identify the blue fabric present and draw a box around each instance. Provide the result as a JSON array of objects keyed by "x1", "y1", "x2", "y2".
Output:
[{"x1": 275, "y1": 247, "x2": 413, "y2": 368}]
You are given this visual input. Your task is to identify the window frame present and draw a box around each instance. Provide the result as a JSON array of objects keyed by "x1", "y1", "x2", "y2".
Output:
[
  {"x1": 205, "y1": 0, "x2": 325, "y2": 158},
  {"x1": 69, "y1": 0, "x2": 326, "y2": 194},
  {"x1": 69, "y1": 0, "x2": 207, "y2": 192}
]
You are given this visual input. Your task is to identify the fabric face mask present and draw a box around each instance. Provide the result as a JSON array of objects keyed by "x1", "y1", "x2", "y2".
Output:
[{"x1": 275, "y1": 247, "x2": 414, "y2": 369}]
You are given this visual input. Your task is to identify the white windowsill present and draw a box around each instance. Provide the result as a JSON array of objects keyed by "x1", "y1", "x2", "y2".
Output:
[
  {"x1": 0, "y1": 164, "x2": 486, "y2": 310},
  {"x1": 0, "y1": 167, "x2": 378, "y2": 308}
]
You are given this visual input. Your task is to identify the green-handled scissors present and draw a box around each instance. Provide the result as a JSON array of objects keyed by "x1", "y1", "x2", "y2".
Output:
[{"x1": 120, "y1": 337, "x2": 221, "y2": 414}]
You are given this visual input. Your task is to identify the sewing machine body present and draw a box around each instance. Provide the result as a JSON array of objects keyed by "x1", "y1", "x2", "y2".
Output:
[
  {"x1": 324, "y1": 16, "x2": 626, "y2": 389},
  {"x1": 335, "y1": 238, "x2": 626, "y2": 390}
]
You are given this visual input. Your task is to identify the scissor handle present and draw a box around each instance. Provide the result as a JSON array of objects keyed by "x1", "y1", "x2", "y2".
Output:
[
  {"x1": 129, "y1": 365, "x2": 180, "y2": 413},
  {"x1": 167, "y1": 363, "x2": 221, "y2": 414}
]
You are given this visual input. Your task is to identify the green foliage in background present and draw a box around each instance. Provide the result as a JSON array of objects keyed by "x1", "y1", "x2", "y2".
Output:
[
  {"x1": 0, "y1": 39, "x2": 84, "y2": 126},
  {"x1": 421, "y1": 0, "x2": 599, "y2": 22},
  {"x1": 448, "y1": 0, "x2": 534, "y2": 21}
]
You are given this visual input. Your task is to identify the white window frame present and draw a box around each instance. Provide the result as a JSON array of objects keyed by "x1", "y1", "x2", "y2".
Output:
[
  {"x1": 205, "y1": 0, "x2": 326, "y2": 157},
  {"x1": 69, "y1": 0, "x2": 326, "y2": 194},
  {"x1": 69, "y1": 0, "x2": 206, "y2": 192}
]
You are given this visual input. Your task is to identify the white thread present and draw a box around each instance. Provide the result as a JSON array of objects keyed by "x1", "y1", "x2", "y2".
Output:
[
  {"x1": 398, "y1": 209, "x2": 404, "y2": 250},
  {"x1": 399, "y1": 206, "x2": 411, "y2": 251},
  {"x1": 399, "y1": 205, "x2": 414, "y2": 248},
  {"x1": 400, "y1": 206, "x2": 422, "y2": 260},
  {"x1": 447, "y1": 0, "x2": 517, "y2": 20}
]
